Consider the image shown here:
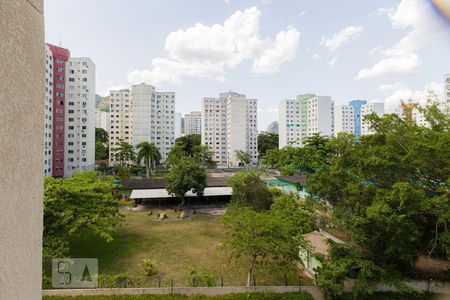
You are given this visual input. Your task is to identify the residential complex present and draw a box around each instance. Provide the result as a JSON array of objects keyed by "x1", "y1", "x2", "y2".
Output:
[
  {"x1": 95, "y1": 108, "x2": 110, "y2": 132},
  {"x1": 46, "y1": 43, "x2": 70, "y2": 177},
  {"x1": 349, "y1": 100, "x2": 367, "y2": 140},
  {"x1": 307, "y1": 96, "x2": 334, "y2": 137},
  {"x1": 131, "y1": 83, "x2": 176, "y2": 161},
  {"x1": 201, "y1": 91, "x2": 257, "y2": 167},
  {"x1": 44, "y1": 45, "x2": 54, "y2": 176},
  {"x1": 64, "y1": 57, "x2": 96, "y2": 177},
  {"x1": 175, "y1": 113, "x2": 182, "y2": 139},
  {"x1": 184, "y1": 111, "x2": 202, "y2": 135},
  {"x1": 279, "y1": 94, "x2": 334, "y2": 148},
  {"x1": 334, "y1": 105, "x2": 354, "y2": 135},
  {"x1": 361, "y1": 102, "x2": 384, "y2": 135},
  {"x1": 108, "y1": 89, "x2": 132, "y2": 165},
  {"x1": 279, "y1": 99, "x2": 302, "y2": 148}
]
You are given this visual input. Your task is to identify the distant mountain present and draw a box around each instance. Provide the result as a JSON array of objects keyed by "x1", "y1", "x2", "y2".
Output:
[
  {"x1": 95, "y1": 94, "x2": 110, "y2": 112},
  {"x1": 266, "y1": 121, "x2": 279, "y2": 134}
]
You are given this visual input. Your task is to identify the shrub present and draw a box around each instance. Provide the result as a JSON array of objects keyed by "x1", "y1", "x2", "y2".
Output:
[{"x1": 142, "y1": 259, "x2": 158, "y2": 277}]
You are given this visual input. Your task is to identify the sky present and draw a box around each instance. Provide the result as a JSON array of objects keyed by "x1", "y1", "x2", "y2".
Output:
[{"x1": 44, "y1": 0, "x2": 450, "y2": 131}]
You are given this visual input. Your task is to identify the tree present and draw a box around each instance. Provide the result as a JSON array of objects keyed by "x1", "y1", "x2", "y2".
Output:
[
  {"x1": 228, "y1": 170, "x2": 272, "y2": 211},
  {"x1": 95, "y1": 127, "x2": 108, "y2": 144},
  {"x1": 136, "y1": 141, "x2": 161, "y2": 178},
  {"x1": 234, "y1": 150, "x2": 251, "y2": 167},
  {"x1": 95, "y1": 128, "x2": 109, "y2": 160},
  {"x1": 167, "y1": 135, "x2": 215, "y2": 168},
  {"x1": 43, "y1": 171, "x2": 122, "y2": 262},
  {"x1": 221, "y1": 203, "x2": 287, "y2": 287},
  {"x1": 306, "y1": 105, "x2": 450, "y2": 269},
  {"x1": 111, "y1": 140, "x2": 135, "y2": 167},
  {"x1": 166, "y1": 156, "x2": 207, "y2": 207},
  {"x1": 258, "y1": 132, "x2": 279, "y2": 158},
  {"x1": 174, "y1": 134, "x2": 201, "y2": 156}
]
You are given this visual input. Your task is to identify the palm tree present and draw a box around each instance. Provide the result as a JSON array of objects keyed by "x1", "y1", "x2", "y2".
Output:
[{"x1": 136, "y1": 142, "x2": 161, "y2": 179}]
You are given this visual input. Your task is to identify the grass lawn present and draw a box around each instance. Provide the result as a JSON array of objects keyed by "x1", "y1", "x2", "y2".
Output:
[{"x1": 55, "y1": 209, "x2": 308, "y2": 287}]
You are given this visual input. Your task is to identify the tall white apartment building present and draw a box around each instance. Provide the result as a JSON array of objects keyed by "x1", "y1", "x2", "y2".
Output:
[
  {"x1": 361, "y1": 102, "x2": 384, "y2": 136},
  {"x1": 108, "y1": 89, "x2": 132, "y2": 165},
  {"x1": 131, "y1": 83, "x2": 176, "y2": 161},
  {"x1": 202, "y1": 92, "x2": 257, "y2": 166},
  {"x1": 334, "y1": 105, "x2": 354, "y2": 135},
  {"x1": 44, "y1": 45, "x2": 53, "y2": 176},
  {"x1": 184, "y1": 111, "x2": 202, "y2": 135},
  {"x1": 64, "y1": 57, "x2": 96, "y2": 177},
  {"x1": 175, "y1": 113, "x2": 182, "y2": 139},
  {"x1": 279, "y1": 99, "x2": 302, "y2": 148},
  {"x1": 307, "y1": 96, "x2": 334, "y2": 137},
  {"x1": 95, "y1": 108, "x2": 109, "y2": 131},
  {"x1": 226, "y1": 93, "x2": 258, "y2": 167},
  {"x1": 202, "y1": 97, "x2": 227, "y2": 164}
]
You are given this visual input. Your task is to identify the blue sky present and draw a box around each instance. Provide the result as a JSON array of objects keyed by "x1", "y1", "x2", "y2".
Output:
[{"x1": 45, "y1": 0, "x2": 450, "y2": 130}]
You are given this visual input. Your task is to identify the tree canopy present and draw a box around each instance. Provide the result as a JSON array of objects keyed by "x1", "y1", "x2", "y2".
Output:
[
  {"x1": 228, "y1": 170, "x2": 273, "y2": 211},
  {"x1": 257, "y1": 132, "x2": 279, "y2": 158},
  {"x1": 111, "y1": 140, "x2": 135, "y2": 167},
  {"x1": 262, "y1": 104, "x2": 450, "y2": 273},
  {"x1": 43, "y1": 171, "x2": 122, "y2": 262},
  {"x1": 95, "y1": 128, "x2": 109, "y2": 160},
  {"x1": 234, "y1": 150, "x2": 251, "y2": 167},
  {"x1": 222, "y1": 192, "x2": 315, "y2": 287},
  {"x1": 166, "y1": 156, "x2": 207, "y2": 207},
  {"x1": 167, "y1": 134, "x2": 215, "y2": 168},
  {"x1": 136, "y1": 141, "x2": 161, "y2": 178}
]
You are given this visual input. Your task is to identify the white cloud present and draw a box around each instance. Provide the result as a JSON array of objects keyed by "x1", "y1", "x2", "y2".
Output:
[
  {"x1": 379, "y1": 81, "x2": 444, "y2": 111},
  {"x1": 299, "y1": 11, "x2": 306, "y2": 17},
  {"x1": 355, "y1": 52, "x2": 421, "y2": 80},
  {"x1": 356, "y1": 0, "x2": 446, "y2": 80},
  {"x1": 327, "y1": 55, "x2": 338, "y2": 67},
  {"x1": 313, "y1": 54, "x2": 320, "y2": 60},
  {"x1": 252, "y1": 27, "x2": 300, "y2": 74},
  {"x1": 99, "y1": 81, "x2": 128, "y2": 96},
  {"x1": 128, "y1": 7, "x2": 300, "y2": 85},
  {"x1": 320, "y1": 25, "x2": 364, "y2": 51},
  {"x1": 368, "y1": 45, "x2": 382, "y2": 56}
]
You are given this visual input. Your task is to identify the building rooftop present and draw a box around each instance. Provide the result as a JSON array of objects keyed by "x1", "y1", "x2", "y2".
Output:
[
  {"x1": 122, "y1": 176, "x2": 229, "y2": 190},
  {"x1": 275, "y1": 174, "x2": 307, "y2": 186}
]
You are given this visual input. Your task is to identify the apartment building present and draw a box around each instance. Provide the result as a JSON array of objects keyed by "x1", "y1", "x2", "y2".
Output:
[
  {"x1": 95, "y1": 108, "x2": 109, "y2": 132},
  {"x1": 349, "y1": 100, "x2": 367, "y2": 140},
  {"x1": 184, "y1": 111, "x2": 202, "y2": 135},
  {"x1": 175, "y1": 113, "x2": 182, "y2": 139},
  {"x1": 334, "y1": 105, "x2": 354, "y2": 135},
  {"x1": 279, "y1": 94, "x2": 334, "y2": 148},
  {"x1": 361, "y1": 102, "x2": 384, "y2": 136},
  {"x1": 279, "y1": 99, "x2": 302, "y2": 148},
  {"x1": 131, "y1": 83, "x2": 176, "y2": 161},
  {"x1": 108, "y1": 89, "x2": 132, "y2": 165},
  {"x1": 201, "y1": 97, "x2": 227, "y2": 164},
  {"x1": 64, "y1": 57, "x2": 96, "y2": 177},
  {"x1": 201, "y1": 91, "x2": 257, "y2": 166},
  {"x1": 307, "y1": 96, "x2": 334, "y2": 137},
  {"x1": 44, "y1": 45, "x2": 53, "y2": 176},
  {"x1": 46, "y1": 43, "x2": 70, "y2": 177},
  {"x1": 226, "y1": 93, "x2": 258, "y2": 167}
]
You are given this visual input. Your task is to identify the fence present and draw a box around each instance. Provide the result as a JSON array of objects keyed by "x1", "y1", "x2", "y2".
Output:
[{"x1": 43, "y1": 286, "x2": 325, "y2": 300}]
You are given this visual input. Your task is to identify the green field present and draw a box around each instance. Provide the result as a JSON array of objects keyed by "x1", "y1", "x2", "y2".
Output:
[{"x1": 59, "y1": 209, "x2": 307, "y2": 287}]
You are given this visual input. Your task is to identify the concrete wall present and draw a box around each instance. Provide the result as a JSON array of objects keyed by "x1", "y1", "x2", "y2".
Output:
[{"x1": 0, "y1": 0, "x2": 44, "y2": 299}]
